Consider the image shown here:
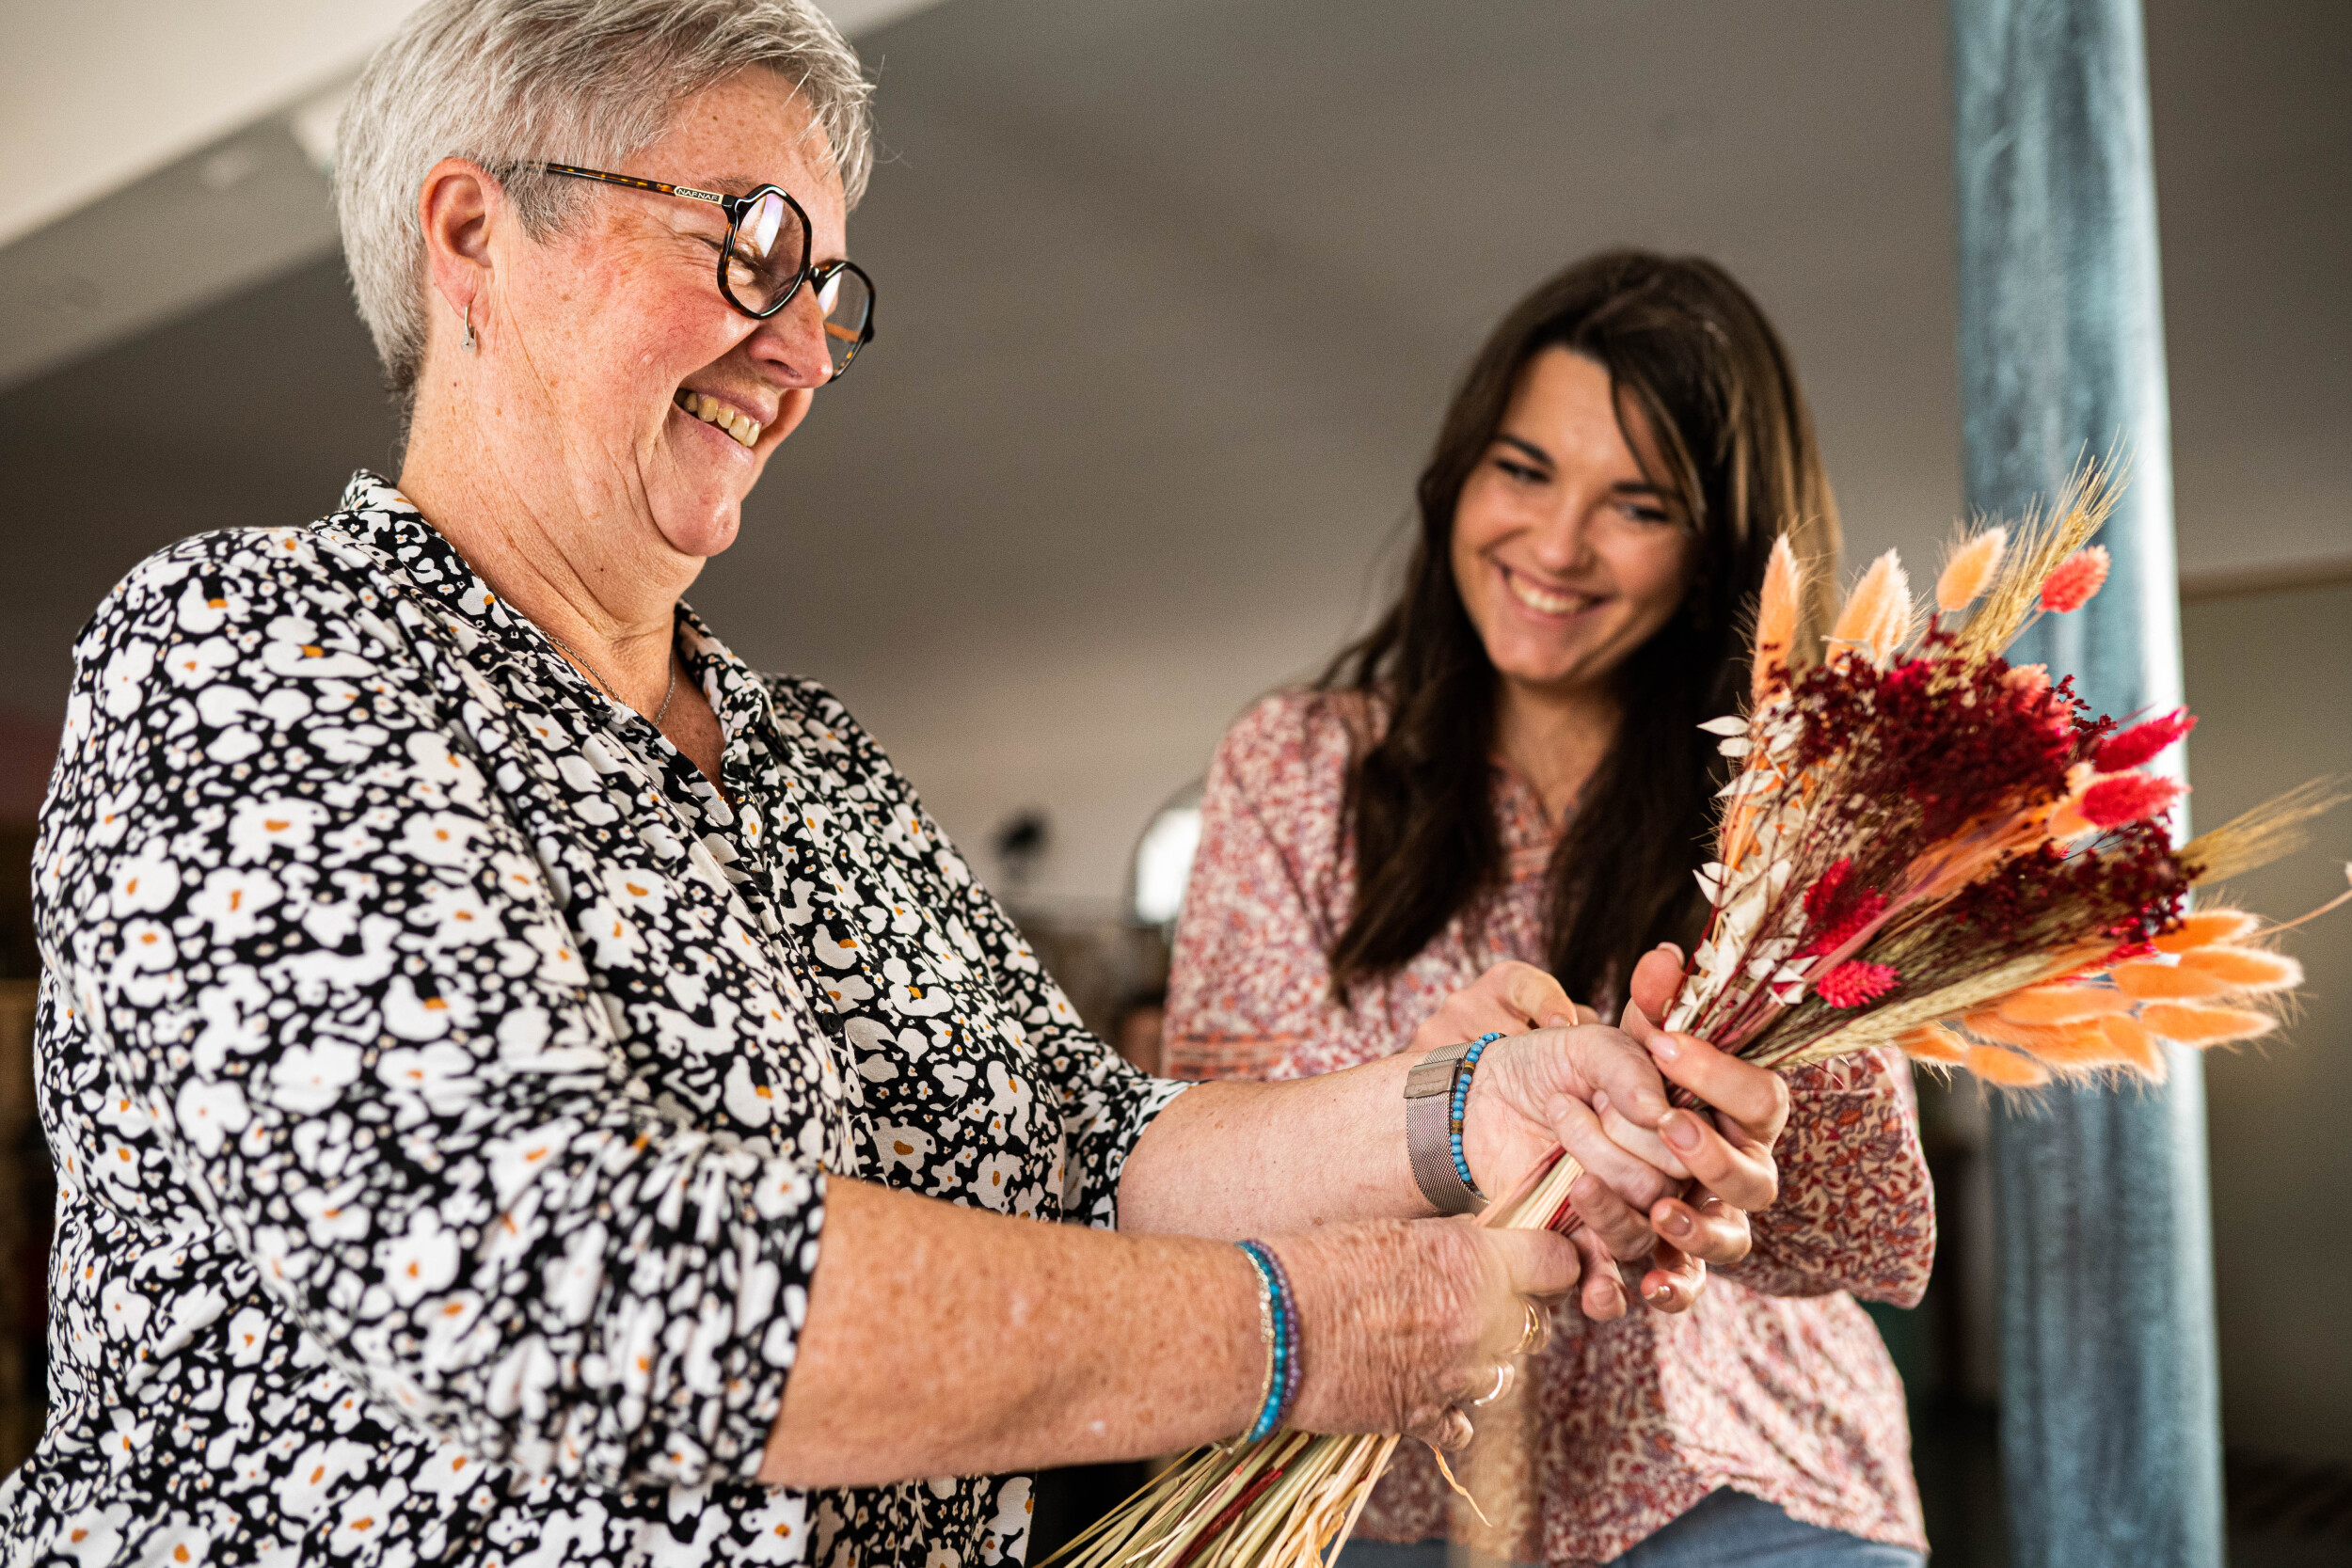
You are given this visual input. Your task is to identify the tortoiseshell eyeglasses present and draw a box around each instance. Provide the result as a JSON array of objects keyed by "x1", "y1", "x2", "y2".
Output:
[{"x1": 533, "y1": 163, "x2": 875, "y2": 381}]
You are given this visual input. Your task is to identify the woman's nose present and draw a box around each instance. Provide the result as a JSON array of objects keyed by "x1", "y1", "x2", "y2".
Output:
[
  {"x1": 749, "y1": 284, "x2": 834, "y2": 389},
  {"x1": 1527, "y1": 503, "x2": 1597, "y2": 574}
]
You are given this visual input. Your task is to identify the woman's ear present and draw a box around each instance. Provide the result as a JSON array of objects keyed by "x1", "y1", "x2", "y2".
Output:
[{"x1": 417, "y1": 157, "x2": 499, "y2": 341}]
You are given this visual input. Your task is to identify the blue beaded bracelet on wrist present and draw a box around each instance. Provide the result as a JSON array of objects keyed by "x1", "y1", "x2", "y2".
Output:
[
  {"x1": 1449, "y1": 1032, "x2": 1502, "y2": 1198},
  {"x1": 1236, "y1": 1240, "x2": 1298, "y2": 1442},
  {"x1": 1258, "y1": 1243, "x2": 1302, "y2": 1422}
]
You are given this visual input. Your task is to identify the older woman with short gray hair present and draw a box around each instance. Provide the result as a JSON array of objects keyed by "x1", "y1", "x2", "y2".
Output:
[{"x1": 3, "y1": 3, "x2": 1788, "y2": 1565}]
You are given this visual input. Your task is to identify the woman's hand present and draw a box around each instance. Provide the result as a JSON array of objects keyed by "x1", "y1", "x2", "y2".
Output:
[
  {"x1": 1406, "y1": 958, "x2": 1594, "y2": 1056},
  {"x1": 1415, "y1": 959, "x2": 1677, "y2": 1262},
  {"x1": 1582, "y1": 943, "x2": 1793, "y2": 1310},
  {"x1": 1275, "y1": 1217, "x2": 1580, "y2": 1451},
  {"x1": 1436, "y1": 952, "x2": 1790, "y2": 1317},
  {"x1": 1421, "y1": 958, "x2": 1687, "y2": 1319},
  {"x1": 1120, "y1": 955, "x2": 1785, "y2": 1323},
  {"x1": 1458, "y1": 1012, "x2": 1687, "y2": 1318}
]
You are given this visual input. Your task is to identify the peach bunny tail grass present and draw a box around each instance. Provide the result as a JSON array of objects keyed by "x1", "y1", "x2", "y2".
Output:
[
  {"x1": 2139, "y1": 1002, "x2": 2278, "y2": 1047},
  {"x1": 2097, "y1": 1014, "x2": 2169, "y2": 1079},
  {"x1": 1962, "y1": 1007, "x2": 2085, "y2": 1053},
  {"x1": 1897, "y1": 1023, "x2": 1969, "y2": 1065},
  {"x1": 1996, "y1": 985, "x2": 2138, "y2": 1025},
  {"x1": 1866, "y1": 562, "x2": 1919, "y2": 664},
  {"x1": 2179, "y1": 779, "x2": 2351, "y2": 888},
  {"x1": 2007, "y1": 1022, "x2": 2147, "y2": 1074},
  {"x1": 2176, "y1": 946, "x2": 2303, "y2": 992},
  {"x1": 2110, "y1": 961, "x2": 2233, "y2": 1001},
  {"x1": 1954, "y1": 1009, "x2": 2158, "y2": 1080},
  {"x1": 1965, "y1": 1044, "x2": 2052, "y2": 1086},
  {"x1": 1935, "y1": 526, "x2": 2008, "y2": 615},
  {"x1": 1752, "y1": 536, "x2": 1803, "y2": 702},
  {"x1": 1829, "y1": 551, "x2": 1910, "y2": 663},
  {"x1": 2153, "y1": 909, "x2": 2261, "y2": 953}
]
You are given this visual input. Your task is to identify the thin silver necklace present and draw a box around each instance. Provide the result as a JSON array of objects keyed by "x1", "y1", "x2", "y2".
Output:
[
  {"x1": 541, "y1": 626, "x2": 678, "y2": 725},
  {"x1": 431, "y1": 525, "x2": 681, "y2": 726}
]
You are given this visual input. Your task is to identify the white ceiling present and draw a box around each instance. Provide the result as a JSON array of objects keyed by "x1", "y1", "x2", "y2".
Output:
[
  {"x1": 0, "y1": 0, "x2": 423, "y2": 248},
  {"x1": 0, "y1": 0, "x2": 944, "y2": 246},
  {"x1": 0, "y1": 0, "x2": 2344, "y2": 901},
  {"x1": 0, "y1": 0, "x2": 946, "y2": 387}
]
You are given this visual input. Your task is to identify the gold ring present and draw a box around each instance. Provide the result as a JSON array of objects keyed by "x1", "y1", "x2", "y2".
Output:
[
  {"x1": 1469, "y1": 1362, "x2": 1515, "y2": 1408},
  {"x1": 1515, "y1": 1302, "x2": 1547, "y2": 1357}
]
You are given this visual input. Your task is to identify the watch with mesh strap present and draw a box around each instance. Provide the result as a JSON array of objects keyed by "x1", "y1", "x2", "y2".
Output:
[{"x1": 1406, "y1": 1038, "x2": 1487, "y2": 1215}]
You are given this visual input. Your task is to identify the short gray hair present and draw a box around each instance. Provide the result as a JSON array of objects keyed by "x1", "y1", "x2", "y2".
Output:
[{"x1": 335, "y1": 0, "x2": 874, "y2": 410}]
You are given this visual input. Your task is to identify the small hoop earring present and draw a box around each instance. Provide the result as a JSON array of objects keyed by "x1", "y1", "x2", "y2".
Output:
[{"x1": 462, "y1": 300, "x2": 476, "y2": 353}]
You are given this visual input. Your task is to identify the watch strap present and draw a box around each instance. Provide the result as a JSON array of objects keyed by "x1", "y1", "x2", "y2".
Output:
[{"x1": 1406, "y1": 1040, "x2": 1486, "y2": 1215}]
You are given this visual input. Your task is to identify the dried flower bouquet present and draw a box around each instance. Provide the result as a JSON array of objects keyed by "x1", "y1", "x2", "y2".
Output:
[{"x1": 1051, "y1": 471, "x2": 2344, "y2": 1568}]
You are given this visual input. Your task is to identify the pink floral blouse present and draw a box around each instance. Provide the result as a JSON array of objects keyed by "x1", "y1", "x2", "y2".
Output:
[{"x1": 1167, "y1": 691, "x2": 1933, "y2": 1566}]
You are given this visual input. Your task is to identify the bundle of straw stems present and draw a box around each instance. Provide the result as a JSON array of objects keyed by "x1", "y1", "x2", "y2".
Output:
[{"x1": 1046, "y1": 1151, "x2": 1591, "y2": 1568}]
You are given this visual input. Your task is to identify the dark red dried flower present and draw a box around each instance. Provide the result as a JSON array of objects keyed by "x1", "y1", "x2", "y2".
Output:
[
  {"x1": 1803, "y1": 859, "x2": 1852, "y2": 926},
  {"x1": 2049, "y1": 673, "x2": 2110, "y2": 738},
  {"x1": 1941, "y1": 819, "x2": 2186, "y2": 949},
  {"x1": 1788, "y1": 647, "x2": 2080, "y2": 839},
  {"x1": 1802, "y1": 889, "x2": 1888, "y2": 958}
]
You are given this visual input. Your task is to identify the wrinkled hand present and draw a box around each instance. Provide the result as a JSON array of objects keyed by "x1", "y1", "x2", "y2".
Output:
[
  {"x1": 1429, "y1": 956, "x2": 1790, "y2": 1317},
  {"x1": 1273, "y1": 1216, "x2": 1578, "y2": 1450}
]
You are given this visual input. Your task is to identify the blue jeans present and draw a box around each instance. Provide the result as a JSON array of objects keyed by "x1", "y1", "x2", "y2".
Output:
[{"x1": 1336, "y1": 1489, "x2": 1925, "y2": 1568}]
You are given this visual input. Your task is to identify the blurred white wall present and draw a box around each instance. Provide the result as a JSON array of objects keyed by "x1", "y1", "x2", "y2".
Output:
[{"x1": 2184, "y1": 581, "x2": 2352, "y2": 1465}]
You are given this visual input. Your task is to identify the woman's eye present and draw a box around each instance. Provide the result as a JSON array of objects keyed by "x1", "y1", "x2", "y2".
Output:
[
  {"x1": 695, "y1": 235, "x2": 759, "y2": 279},
  {"x1": 1620, "y1": 501, "x2": 1675, "y2": 525},
  {"x1": 1495, "y1": 459, "x2": 1546, "y2": 484}
]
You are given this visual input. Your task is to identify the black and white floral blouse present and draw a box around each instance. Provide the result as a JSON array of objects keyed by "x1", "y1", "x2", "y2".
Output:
[{"x1": 3, "y1": 472, "x2": 1184, "y2": 1568}]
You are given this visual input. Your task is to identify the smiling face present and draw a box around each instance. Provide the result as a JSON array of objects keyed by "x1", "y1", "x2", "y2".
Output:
[
  {"x1": 476, "y1": 67, "x2": 847, "y2": 562},
  {"x1": 1449, "y1": 346, "x2": 1699, "y2": 705}
]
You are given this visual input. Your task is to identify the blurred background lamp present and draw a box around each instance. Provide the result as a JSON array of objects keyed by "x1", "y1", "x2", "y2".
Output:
[{"x1": 1128, "y1": 781, "x2": 1202, "y2": 929}]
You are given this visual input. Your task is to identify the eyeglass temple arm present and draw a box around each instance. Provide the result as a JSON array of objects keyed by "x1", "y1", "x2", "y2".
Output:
[{"x1": 535, "y1": 164, "x2": 734, "y2": 212}]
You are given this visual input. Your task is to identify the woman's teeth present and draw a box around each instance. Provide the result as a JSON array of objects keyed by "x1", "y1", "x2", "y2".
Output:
[
  {"x1": 1506, "y1": 573, "x2": 1595, "y2": 616},
  {"x1": 675, "y1": 390, "x2": 760, "y2": 449}
]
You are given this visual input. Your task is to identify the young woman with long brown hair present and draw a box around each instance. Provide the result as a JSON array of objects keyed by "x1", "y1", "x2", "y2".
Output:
[{"x1": 1168, "y1": 251, "x2": 1933, "y2": 1566}]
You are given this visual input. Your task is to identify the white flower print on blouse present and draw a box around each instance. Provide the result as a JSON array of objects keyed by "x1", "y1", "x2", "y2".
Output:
[{"x1": 3, "y1": 473, "x2": 1183, "y2": 1568}]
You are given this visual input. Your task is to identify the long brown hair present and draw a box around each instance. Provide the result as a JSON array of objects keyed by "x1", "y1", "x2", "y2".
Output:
[{"x1": 1324, "y1": 250, "x2": 1840, "y2": 1006}]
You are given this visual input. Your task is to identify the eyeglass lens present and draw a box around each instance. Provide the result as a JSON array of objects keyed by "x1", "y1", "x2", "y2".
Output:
[
  {"x1": 723, "y1": 190, "x2": 812, "y2": 313},
  {"x1": 816, "y1": 267, "x2": 873, "y2": 378}
]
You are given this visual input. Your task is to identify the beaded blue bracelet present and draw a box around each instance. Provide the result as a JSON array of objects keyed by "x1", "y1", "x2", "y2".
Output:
[
  {"x1": 1449, "y1": 1032, "x2": 1503, "y2": 1198},
  {"x1": 1258, "y1": 1242, "x2": 1303, "y2": 1422},
  {"x1": 1236, "y1": 1241, "x2": 1298, "y2": 1441}
]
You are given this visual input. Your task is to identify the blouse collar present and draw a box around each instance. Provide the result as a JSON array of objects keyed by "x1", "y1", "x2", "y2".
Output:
[{"x1": 327, "y1": 469, "x2": 778, "y2": 754}]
